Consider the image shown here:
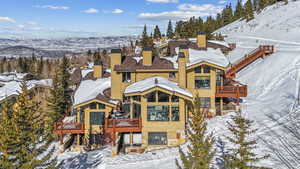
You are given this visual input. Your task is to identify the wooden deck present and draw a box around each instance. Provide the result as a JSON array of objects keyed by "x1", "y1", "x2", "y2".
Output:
[
  {"x1": 54, "y1": 122, "x2": 84, "y2": 134},
  {"x1": 226, "y1": 45, "x2": 274, "y2": 78},
  {"x1": 104, "y1": 118, "x2": 142, "y2": 133},
  {"x1": 216, "y1": 85, "x2": 247, "y2": 98}
]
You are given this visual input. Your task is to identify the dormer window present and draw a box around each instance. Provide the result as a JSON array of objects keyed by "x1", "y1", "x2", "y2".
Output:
[
  {"x1": 203, "y1": 65, "x2": 210, "y2": 73},
  {"x1": 122, "y1": 72, "x2": 131, "y2": 82}
]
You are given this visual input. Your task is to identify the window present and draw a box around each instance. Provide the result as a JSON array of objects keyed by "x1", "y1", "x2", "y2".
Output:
[
  {"x1": 90, "y1": 112, "x2": 105, "y2": 125},
  {"x1": 195, "y1": 66, "x2": 201, "y2": 73},
  {"x1": 199, "y1": 97, "x2": 211, "y2": 108},
  {"x1": 146, "y1": 92, "x2": 156, "y2": 102},
  {"x1": 158, "y1": 91, "x2": 170, "y2": 102},
  {"x1": 97, "y1": 103, "x2": 106, "y2": 109},
  {"x1": 122, "y1": 72, "x2": 131, "y2": 82},
  {"x1": 123, "y1": 104, "x2": 131, "y2": 114},
  {"x1": 148, "y1": 132, "x2": 167, "y2": 145},
  {"x1": 171, "y1": 105, "x2": 179, "y2": 121},
  {"x1": 147, "y1": 105, "x2": 169, "y2": 121},
  {"x1": 123, "y1": 96, "x2": 130, "y2": 103},
  {"x1": 203, "y1": 65, "x2": 210, "y2": 73},
  {"x1": 89, "y1": 102, "x2": 97, "y2": 109},
  {"x1": 171, "y1": 95, "x2": 179, "y2": 102},
  {"x1": 79, "y1": 110, "x2": 84, "y2": 123},
  {"x1": 169, "y1": 72, "x2": 176, "y2": 78},
  {"x1": 133, "y1": 96, "x2": 141, "y2": 102},
  {"x1": 195, "y1": 76, "x2": 210, "y2": 89},
  {"x1": 133, "y1": 104, "x2": 141, "y2": 118}
]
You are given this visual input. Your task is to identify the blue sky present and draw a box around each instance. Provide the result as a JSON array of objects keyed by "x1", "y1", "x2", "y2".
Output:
[{"x1": 0, "y1": 0, "x2": 237, "y2": 38}]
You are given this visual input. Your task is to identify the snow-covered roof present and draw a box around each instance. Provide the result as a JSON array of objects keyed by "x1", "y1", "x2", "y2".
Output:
[
  {"x1": 165, "y1": 47, "x2": 229, "y2": 69},
  {"x1": 73, "y1": 77, "x2": 114, "y2": 106},
  {"x1": 81, "y1": 68, "x2": 93, "y2": 78},
  {"x1": 124, "y1": 76, "x2": 193, "y2": 98},
  {"x1": 0, "y1": 79, "x2": 52, "y2": 101},
  {"x1": 208, "y1": 40, "x2": 230, "y2": 48},
  {"x1": 0, "y1": 72, "x2": 27, "y2": 82},
  {"x1": 133, "y1": 56, "x2": 142, "y2": 63}
]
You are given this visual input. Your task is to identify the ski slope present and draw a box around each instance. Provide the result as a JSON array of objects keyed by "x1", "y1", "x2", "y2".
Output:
[{"x1": 57, "y1": 1, "x2": 300, "y2": 168}]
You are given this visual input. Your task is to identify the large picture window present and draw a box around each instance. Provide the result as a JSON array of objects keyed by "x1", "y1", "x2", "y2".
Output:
[
  {"x1": 147, "y1": 105, "x2": 169, "y2": 121},
  {"x1": 90, "y1": 112, "x2": 105, "y2": 125},
  {"x1": 195, "y1": 76, "x2": 210, "y2": 89},
  {"x1": 158, "y1": 91, "x2": 170, "y2": 102},
  {"x1": 146, "y1": 92, "x2": 156, "y2": 102},
  {"x1": 171, "y1": 105, "x2": 179, "y2": 121},
  {"x1": 148, "y1": 132, "x2": 167, "y2": 145},
  {"x1": 133, "y1": 104, "x2": 141, "y2": 118}
]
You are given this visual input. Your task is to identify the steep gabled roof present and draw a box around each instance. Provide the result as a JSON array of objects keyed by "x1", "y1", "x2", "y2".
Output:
[{"x1": 124, "y1": 76, "x2": 193, "y2": 98}]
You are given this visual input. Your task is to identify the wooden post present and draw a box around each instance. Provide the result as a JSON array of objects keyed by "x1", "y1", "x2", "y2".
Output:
[
  {"x1": 60, "y1": 134, "x2": 63, "y2": 144},
  {"x1": 112, "y1": 119, "x2": 116, "y2": 146},
  {"x1": 237, "y1": 86, "x2": 240, "y2": 106}
]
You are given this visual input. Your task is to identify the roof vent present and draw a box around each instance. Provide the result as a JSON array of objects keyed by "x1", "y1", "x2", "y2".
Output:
[{"x1": 155, "y1": 78, "x2": 158, "y2": 85}]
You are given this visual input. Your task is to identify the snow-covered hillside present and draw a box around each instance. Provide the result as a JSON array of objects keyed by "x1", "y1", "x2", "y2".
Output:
[{"x1": 56, "y1": 1, "x2": 300, "y2": 169}]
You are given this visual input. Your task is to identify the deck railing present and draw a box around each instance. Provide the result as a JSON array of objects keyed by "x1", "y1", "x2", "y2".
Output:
[
  {"x1": 105, "y1": 118, "x2": 142, "y2": 129},
  {"x1": 216, "y1": 85, "x2": 247, "y2": 97},
  {"x1": 54, "y1": 122, "x2": 84, "y2": 134}
]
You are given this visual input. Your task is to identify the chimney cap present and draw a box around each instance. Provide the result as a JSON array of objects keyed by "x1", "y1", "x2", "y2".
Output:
[
  {"x1": 143, "y1": 46, "x2": 152, "y2": 51},
  {"x1": 111, "y1": 49, "x2": 122, "y2": 53},
  {"x1": 178, "y1": 52, "x2": 185, "y2": 58},
  {"x1": 197, "y1": 32, "x2": 206, "y2": 35},
  {"x1": 179, "y1": 44, "x2": 188, "y2": 49}
]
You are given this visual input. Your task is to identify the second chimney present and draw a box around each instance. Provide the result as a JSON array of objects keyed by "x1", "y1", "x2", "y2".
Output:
[
  {"x1": 142, "y1": 46, "x2": 153, "y2": 66},
  {"x1": 93, "y1": 60, "x2": 103, "y2": 78},
  {"x1": 197, "y1": 32, "x2": 207, "y2": 48}
]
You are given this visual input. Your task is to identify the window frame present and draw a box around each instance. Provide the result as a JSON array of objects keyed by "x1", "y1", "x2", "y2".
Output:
[
  {"x1": 122, "y1": 72, "x2": 131, "y2": 83},
  {"x1": 90, "y1": 111, "x2": 105, "y2": 125},
  {"x1": 148, "y1": 132, "x2": 168, "y2": 145},
  {"x1": 195, "y1": 76, "x2": 211, "y2": 89}
]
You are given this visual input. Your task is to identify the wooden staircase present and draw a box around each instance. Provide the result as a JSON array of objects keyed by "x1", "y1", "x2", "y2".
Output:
[{"x1": 226, "y1": 45, "x2": 275, "y2": 78}]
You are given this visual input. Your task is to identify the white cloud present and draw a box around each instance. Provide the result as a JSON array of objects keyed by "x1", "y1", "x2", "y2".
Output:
[
  {"x1": 26, "y1": 21, "x2": 38, "y2": 25},
  {"x1": 111, "y1": 9, "x2": 124, "y2": 14},
  {"x1": 82, "y1": 8, "x2": 99, "y2": 13},
  {"x1": 178, "y1": 4, "x2": 223, "y2": 13},
  {"x1": 0, "y1": 16, "x2": 15, "y2": 23},
  {"x1": 219, "y1": 0, "x2": 227, "y2": 4},
  {"x1": 16, "y1": 24, "x2": 25, "y2": 30},
  {"x1": 139, "y1": 3, "x2": 223, "y2": 21},
  {"x1": 33, "y1": 5, "x2": 70, "y2": 10},
  {"x1": 146, "y1": 0, "x2": 178, "y2": 3}
]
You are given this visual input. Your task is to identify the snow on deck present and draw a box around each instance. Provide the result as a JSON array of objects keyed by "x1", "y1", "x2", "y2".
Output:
[
  {"x1": 73, "y1": 77, "x2": 112, "y2": 106},
  {"x1": 124, "y1": 76, "x2": 193, "y2": 98},
  {"x1": 0, "y1": 79, "x2": 52, "y2": 101},
  {"x1": 165, "y1": 47, "x2": 229, "y2": 69}
]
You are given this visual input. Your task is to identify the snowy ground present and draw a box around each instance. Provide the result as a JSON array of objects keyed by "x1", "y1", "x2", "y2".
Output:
[{"x1": 57, "y1": 1, "x2": 300, "y2": 168}]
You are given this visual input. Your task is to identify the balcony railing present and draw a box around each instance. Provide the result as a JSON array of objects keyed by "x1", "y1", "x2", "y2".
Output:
[
  {"x1": 216, "y1": 85, "x2": 247, "y2": 97},
  {"x1": 54, "y1": 122, "x2": 84, "y2": 134},
  {"x1": 104, "y1": 118, "x2": 142, "y2": 133}
]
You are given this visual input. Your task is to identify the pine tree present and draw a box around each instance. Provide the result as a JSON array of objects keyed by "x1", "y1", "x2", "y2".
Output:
[
  {"x1": 167, "y1": 20, "x2": 174, "y2": 39},
  {"x1": 0, "y1": 100, "x2": 18, "y2": 169},
  {"x1": 0, "y1": 81, "x2": 57, "y2": 168},
  {"x1": 234, "y1": 0, "x2": 244, "y2": 20},
  {"x1": 245, "y1": 0, "x2": 254, "y2": 21},
  {"x1": 153, "y1": 25, "x2": 162, "y2": 40},
  {"x1": 57, "y1": 56, "x2": 71, "y2": 115},
  {"x1": 140, "y1": 25, "x2": 153, "y2": 48},
  {"x1": 176, "y1": 97, "x2": 215, "y2": 169},
  {"x1": 224, "y1": 112, "x2": 270, "y2": 169},
  {"x1": 46, "y1": 71, "x2": 65, "y2": 139}
]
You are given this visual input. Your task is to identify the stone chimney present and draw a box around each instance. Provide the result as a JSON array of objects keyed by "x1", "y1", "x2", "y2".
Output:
[
  {"x1": 179, "y1": 45, "x2": 189, "y2": 62},
  {"x1": 197, "y1": 32, "x2": 207, "y2": 48},
  {"x1": 142, "y1": 46, "x2": 153, "y2": 66},
  {"x1": 93, "y1": 60, "x2": 103, "y2": 78},
  {"x1": 178, "y1": 52, "x2": 187, "y2": 88}
]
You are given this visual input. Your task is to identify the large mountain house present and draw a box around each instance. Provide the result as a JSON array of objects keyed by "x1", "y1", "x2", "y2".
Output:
[{"x1": 54, "y1": 33, "x2": 274, "y2": 156}]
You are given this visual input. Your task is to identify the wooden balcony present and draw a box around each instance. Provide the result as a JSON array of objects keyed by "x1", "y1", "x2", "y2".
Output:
[
  {"x1": 54, "y1": 122, "x2": 84, "y2": 134},
  {"x1": 104, "y1": 118, "x2": 142, "y2": 133},
  {"x1": 216, "y1": 85, "x2": 247, "y2": 98}
]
